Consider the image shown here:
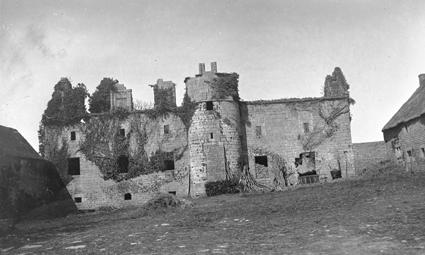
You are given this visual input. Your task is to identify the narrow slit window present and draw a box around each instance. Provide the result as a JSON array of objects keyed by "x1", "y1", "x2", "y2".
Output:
[
  {"x1": 206, "y1": 101, "x2": 213, "y2": 110},
  {"x1": 303, "y1": 123, "x2": 310, "y2": 133},
  {"x1": 70, "y1": 131, "x2": 76, "y2": 141},
  {"x1": 255, "y1": 126, "x2": 262, "y2": 138},
  {"x1": 210, "y1": 133, "x2": 214, "y2": 139},
  {"x1": 164, "y1": 125, "x2": 170, "y2": 134}
]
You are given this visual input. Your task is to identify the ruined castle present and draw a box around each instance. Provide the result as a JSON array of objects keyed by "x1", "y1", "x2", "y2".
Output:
[{"x1": 40, "y1": 63, "x2": 355, "y2": 210}]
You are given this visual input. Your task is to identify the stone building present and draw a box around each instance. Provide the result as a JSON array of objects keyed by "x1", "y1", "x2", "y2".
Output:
[
  {"x1": 39, "y1": 62, "x2": 355, "y2": 210},
  {"x1": 382, "y1": 74, "x2": 425, "y2": 172}
]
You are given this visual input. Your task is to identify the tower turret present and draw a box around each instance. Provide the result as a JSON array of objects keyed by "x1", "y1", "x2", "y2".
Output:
[{"x1": 185, "y1": 62, "x2": 243, "y2": 197}]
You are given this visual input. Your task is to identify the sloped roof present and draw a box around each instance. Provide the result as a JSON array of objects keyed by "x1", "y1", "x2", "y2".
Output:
[
  {"x1": 383, "y1": 85, "x2": 425, "y2": 131},
  {"x1": 0, "y1": 125, "x2": 40, "y2": 159}
]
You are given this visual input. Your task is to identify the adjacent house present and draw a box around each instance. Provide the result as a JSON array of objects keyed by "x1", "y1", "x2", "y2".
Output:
[
  {"x1": 0, "y1": 125, "x2": 75, "y2": 221},
  {"x1": 382, "y1": 74, "x2": 425, "y2": 172}
]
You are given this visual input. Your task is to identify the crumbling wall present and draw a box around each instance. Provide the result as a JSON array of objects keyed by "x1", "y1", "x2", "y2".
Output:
[
  {"x1": 188, "y1": 101, "x2": 242, "y2": 197},
  {"x1": 243, "y1": 98, "x2": 355, "y2": 187},
  {"x1": 353, "y1": 141, "x2": 392, "y2": 175},
  {"x1": 41, "y1": 111, "x2": 189, "y2": 210},
  {"x1": 186, "y1": 65, "x2": 242, "y2": 197}
]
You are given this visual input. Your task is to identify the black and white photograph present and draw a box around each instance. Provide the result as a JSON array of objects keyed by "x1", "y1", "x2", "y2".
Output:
[{"x1": 1, "y1": 0, "x2": 425, "y2": 254}]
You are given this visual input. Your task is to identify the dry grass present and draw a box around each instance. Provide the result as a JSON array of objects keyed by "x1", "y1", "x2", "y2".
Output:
[{"x1": 1, "y1": 168, "x2": 425, "y2": 254}]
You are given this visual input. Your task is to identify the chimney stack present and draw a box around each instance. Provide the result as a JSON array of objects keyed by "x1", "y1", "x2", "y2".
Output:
[
  {"x1": 211, "y1": 62, "x2": 217, "y2": 73},
  {"x1": 419, "y1": 73, "x2": 425, "y2": 87},
  {"x1": 199, "y1": 63, "x2": 206, "y2": 75}
]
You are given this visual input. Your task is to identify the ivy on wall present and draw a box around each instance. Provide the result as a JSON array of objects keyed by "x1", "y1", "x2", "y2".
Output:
[
  {"x1": 78, "y1": 113, "x2": 187, "y2": 181},
  {"x1": 300, "y1": 101, "x2": 350, "y2": 151},
  {"x1": 205, "y1": 73, "x2": 240, "y2": 101}
]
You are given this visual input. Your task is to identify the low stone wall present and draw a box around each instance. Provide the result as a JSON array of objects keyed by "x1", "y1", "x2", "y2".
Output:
[{"x1": 353, "y1": 141, "x2": 392, "y2": 175}]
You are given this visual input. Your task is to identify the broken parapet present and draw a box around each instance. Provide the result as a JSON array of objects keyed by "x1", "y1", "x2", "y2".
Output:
[
  {"x1": 110, "y1": 83, "x2": 133, "y2": 112},
  {"x1": 323, "y1": 67, "x2": 350, "y2": 98},
  {"x1": 149, "y1": 79, "x2": 177, "y2": 108}
]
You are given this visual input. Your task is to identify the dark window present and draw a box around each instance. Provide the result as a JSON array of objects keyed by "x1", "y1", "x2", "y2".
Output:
[
  {"x1": 255, "y1": 156, "x2": 268, "y2": 167},
  {"x1": 124, "y1": 193, "x2": 132, "y2": 200},
  {"x1": 68, "y1": 158, "x2": 80, "y2": 175},
  {"x1": 210, "y1": 133, "x2": 214, "y2": 139},
  {"x1": 164, "y1": 159, "x2": 175, "y2": 170},
  {"x1": 168, "y1": 191, "x2": 176, "y2": 195},
  {"x1": 74, "y1": 197, "x2": 82, "y2": 203},
  {"x1": 164, "y1": 125, "x2": 170, "y2": 134},
  {"x1": 407, "y1": 150, "x2": 412, "y2": 157},
  {"x1": 70, "y1": 131, "x2": 76, "y2": 141},
  {"x1": 303, "y1": 123, "x2": 310, "y2": 133},
  {"x1": 117, "y1": 155, "x2": 129, "y2": 173},
  {"x1": 255, "y1": 126, "x2": 262, "y2": 138},
  {"x1": 206, "y1": 101, "x2": 213, "y2": 110},
  {"x1": 119, "y1": 129, "x2": 125, "y2": 137},
  {"x1": 421, "y1": 148, "x2": 425, "y2": 158}
]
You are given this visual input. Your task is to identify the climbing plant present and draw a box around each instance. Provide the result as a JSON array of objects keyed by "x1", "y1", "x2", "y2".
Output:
[
  {"x1": 205, "y1": 72, "x2": 240, "y2": 101},
  {"x1": 301, "y1": 101, "x2": 350, "y2": 151}
]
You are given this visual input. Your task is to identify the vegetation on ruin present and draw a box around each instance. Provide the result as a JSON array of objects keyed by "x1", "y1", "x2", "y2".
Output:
[
  {"x1": 89, "y1": 78, "x2": 119, "y2": 113},
  {"x1": 300, "y1": 101, "x2": 350, "y2": 151},
  {"x1": 41, "y1": 78, "x2": 89, "y2": 126},
  {"x1": 78, "y1": 114, "x2": 187, "y2": 182},
  {"x1": 206, "y1": 72, "x2": 240, "y2": 101}
]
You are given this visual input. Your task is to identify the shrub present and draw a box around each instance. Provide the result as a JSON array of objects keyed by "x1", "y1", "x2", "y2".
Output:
[
  {"x1": 205, "y1": 179, "x2": 241, "y2": 197},
  {"x1": 143, "y1": 193, "x2": 182, "y2": 210}
]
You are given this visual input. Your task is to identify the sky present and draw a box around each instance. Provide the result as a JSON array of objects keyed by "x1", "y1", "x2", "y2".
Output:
[{"x1": 1, "y1": 0, "x2": 425, "y2": 151}]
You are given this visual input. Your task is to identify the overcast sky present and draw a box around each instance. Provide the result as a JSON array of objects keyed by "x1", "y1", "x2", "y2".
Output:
[{"x1": 1, "y1": 0, "x2": 425, "y2": 150}]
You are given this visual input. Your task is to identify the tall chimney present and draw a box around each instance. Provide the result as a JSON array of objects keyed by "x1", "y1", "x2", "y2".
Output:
[
  {"x1": 199, "y1": 63, "x2": 205, "y2": 75},
  {"x1": 211, "y1": 62, "x2": 217, "y2": 73},
  {"x1": 419, "y1": 73, "x2": 425, "y2": 87}
]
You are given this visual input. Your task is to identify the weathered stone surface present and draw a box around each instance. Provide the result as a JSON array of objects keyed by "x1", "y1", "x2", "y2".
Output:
[{"x1": 40, "y1": 63, "x2": 356, "y2": 210}]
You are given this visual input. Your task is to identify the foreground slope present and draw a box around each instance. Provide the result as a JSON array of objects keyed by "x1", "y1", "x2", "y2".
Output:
[{"x1": 1, "y1": 167, "x2": 425, "y2": 254}]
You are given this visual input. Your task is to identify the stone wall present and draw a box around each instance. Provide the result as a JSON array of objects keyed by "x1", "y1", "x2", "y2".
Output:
[
  {"x1": 243, "y1": 98, "x2": 355, "y2": 186},
  {"x1": 353, "y1": 141, "x2": 392, "y2": 175},
  {"x1": 384, "y1": 115, "x2": 425, "y2": 172},
  {"x1": 188, "y1": 100, "x2": 242, "y2": 197},
  {"x1": 41, "y1": 111, "x2": 189, "y2": 210}
]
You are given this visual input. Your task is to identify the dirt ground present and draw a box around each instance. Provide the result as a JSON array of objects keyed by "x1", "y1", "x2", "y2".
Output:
[{"x1": 1, "y1": 170, "x2": 425, "y2": 254}]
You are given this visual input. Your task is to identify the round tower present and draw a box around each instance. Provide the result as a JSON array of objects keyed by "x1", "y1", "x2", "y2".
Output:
[{"x1": 186, "y1": 62, "x2": 243, "y2": 197}]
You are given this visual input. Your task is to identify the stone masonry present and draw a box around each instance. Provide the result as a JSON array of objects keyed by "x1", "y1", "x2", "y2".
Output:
[{"x1": 41, "y1": 62, "x2": 356, "y2": 210}]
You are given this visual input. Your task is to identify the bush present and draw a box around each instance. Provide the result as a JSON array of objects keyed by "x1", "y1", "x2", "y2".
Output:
[
  {"x1": 205, "y1": 179, "x2": 241, "y2": 197},
  {"x1": 143, "y1": 194, "x2": 182, "y2": 210}
]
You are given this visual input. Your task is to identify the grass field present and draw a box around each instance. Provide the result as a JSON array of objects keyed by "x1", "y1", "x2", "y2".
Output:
[{"x1": 1, "y1": 169, "x2": 425, "y2": 254}]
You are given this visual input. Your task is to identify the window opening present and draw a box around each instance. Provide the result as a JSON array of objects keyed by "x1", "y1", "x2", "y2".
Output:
[
  {"x1": 117, "y1": 155, "x2": 129, "y2": 173},
  {"x1": 206, "y1": 101, "x2": 213, "y2": 110},
  {"x1": 68, "y1": 158, "x2": 80, "y2": 175},
  {"x1": 70, "y1": 131, "x2": 76, "y2": 141}
]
